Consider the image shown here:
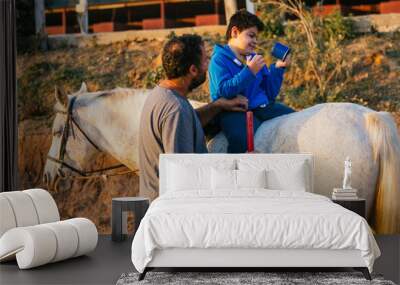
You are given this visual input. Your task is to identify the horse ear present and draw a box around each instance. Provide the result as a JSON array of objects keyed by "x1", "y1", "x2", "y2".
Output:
[
  {"x1": 55, "y1": 86, "x2": 68, "y2": 109},
  {"x1": 79, "y1": 82, "x2": 87, "y2": 93}
]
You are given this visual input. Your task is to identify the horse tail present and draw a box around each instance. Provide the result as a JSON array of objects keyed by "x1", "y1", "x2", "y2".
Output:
[{"x1": 365, "y1": 111, "x2": 400, "y2": 234}]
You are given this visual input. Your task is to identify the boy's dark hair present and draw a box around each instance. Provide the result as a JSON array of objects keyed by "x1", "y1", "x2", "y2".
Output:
[
  {"x1": 226, "y1": 9, "x2": 265, "y2": 40},
  {"x1": 162, "y1": 34, "x2": 204, "y2": 79}
]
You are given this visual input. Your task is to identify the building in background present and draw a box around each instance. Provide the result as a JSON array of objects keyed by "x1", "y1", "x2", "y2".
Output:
[
  {"x1": 44, "y1": 0, "x2": 249, "y2": 34},
  {"x1": 308, "y1": 0, "x2": 400, "y2": 16},
  {"x1": 43, "y1": 0, "x2": 400, "y2": 35}
]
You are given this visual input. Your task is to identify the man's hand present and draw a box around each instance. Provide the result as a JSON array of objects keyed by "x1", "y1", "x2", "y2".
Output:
[
  {"x1": 196, "y1": 96, "x2": 248, "y2": 127},
  {"x1": 217, "y1": 95, "x2": 248, "y2": 112},
  {"x1": 276, "y1": 54, "x2": 291, "y2": 68},
  {"x1": 247, "y1": 54, "x2": 265, "y2": 75}
]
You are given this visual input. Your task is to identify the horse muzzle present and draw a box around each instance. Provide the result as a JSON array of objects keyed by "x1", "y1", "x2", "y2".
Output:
[{"x1": 43, "y1": 171, "x2": 57, "y2": 190}]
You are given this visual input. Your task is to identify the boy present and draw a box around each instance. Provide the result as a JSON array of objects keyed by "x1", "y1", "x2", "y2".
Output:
[{"x1": 208, "y1": 9, "x2": 295, "y2": 153}]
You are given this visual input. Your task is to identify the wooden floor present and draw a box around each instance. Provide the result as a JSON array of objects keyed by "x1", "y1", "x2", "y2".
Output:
[{"x1": 0, "y1": 235, "x2": 399, "y2": 285}]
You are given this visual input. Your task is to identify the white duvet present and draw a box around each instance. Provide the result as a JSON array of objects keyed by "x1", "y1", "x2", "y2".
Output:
[{"x1": 131, "y1": 190, "x2": 380, "y2": 273}]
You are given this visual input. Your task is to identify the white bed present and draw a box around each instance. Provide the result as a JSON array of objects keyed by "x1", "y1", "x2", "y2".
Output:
[{"x1": 131, "y1": 154, "x2": 380, "y2": 280}]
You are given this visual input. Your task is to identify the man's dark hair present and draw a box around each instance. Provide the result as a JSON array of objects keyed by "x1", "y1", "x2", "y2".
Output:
[
  {"x1": 162, "y1": 34, "x2": 204, "y2": 79},
  {"x1": 226, "y1": 9, "x2": 265, "y2": 40}
]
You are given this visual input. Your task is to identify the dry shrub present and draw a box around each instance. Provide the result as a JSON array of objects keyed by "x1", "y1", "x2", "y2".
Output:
[{"x1": 255, "y1": 0, "x2": 355, "y2": 109}]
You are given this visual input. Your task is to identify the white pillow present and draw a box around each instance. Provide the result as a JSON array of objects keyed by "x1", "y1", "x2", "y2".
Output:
[
  {"x1": 238, "y1": 159, "x2": 309, "y2": 191},
  {"x1": 236, "y1": 169, "x2": 267, "y2": 189},
  {"x1": 167, "y1": 159, "x2": 236, "y2": 192},
  {"x1": 167, "y1": 162, "x2": 210, "y2": 191},
  {"x1": 211, "y1": 169, "x2": 267, "y2": 190},
  {"x1": 211, "y1": 168, "x2": 236, "y2": 190},
  {"x1": 266, "y1": 162, "x2": 307, "y2": 191}
]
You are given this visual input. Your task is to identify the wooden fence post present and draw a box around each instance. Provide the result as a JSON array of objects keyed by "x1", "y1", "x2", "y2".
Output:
[
  {"x1": 34, "y1": 0, "x2": 45, "y2": 34},
  {"x1": 246, "y1": 0, "x2": 255, "y2": 13},
  {"x1": 76, "y1": 0, "x2": 89, "y2": 34},
  {"x1": 224, "y1": 0, "x2": 238, "y2": 23}
]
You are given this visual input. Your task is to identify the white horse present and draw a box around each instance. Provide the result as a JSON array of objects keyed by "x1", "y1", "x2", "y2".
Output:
[{"x1": 44, "y1": 84, "x2": 400, "y2": 234}]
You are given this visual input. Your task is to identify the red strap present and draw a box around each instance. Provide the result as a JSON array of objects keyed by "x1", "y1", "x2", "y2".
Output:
[{"x1": 246, "y1": 111, "x2": 254, "y2": 152}]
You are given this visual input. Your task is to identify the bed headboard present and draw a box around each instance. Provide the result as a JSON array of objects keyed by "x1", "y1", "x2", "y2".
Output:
[{"x1": 159, "y1": 153, "x2": 314, "y2": 196}]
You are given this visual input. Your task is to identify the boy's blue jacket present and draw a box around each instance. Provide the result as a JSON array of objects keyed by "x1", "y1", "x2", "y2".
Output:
[{"x1": 208, "y1": 44, "x2": 285, "y2": 109}]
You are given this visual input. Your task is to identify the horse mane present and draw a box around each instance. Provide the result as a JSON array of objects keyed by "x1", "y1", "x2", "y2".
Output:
[
  {"x1": 95, "y1": 87, "x2": 134, "y2": 99},
  {"x1": 74, "y1": 87, "x2": 146, "y2": 108}
]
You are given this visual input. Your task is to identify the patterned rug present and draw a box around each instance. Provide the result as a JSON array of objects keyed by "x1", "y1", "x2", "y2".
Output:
[{"x1": 116, "y1": 271, "x2": 396, "y2": 285}]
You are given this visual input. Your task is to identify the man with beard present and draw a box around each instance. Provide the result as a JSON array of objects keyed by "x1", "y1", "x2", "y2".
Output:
[{"x1": 139, "y1": 34, "x2": 248, "y2": 199}]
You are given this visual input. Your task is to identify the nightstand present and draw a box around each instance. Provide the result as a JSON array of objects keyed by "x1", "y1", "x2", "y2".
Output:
[
  {"x1": 332, "y1": 198, "x2": 366, "y2": 218},
  {"x1": 112, "y1": 197, "x2": 149, "y2": 242}
]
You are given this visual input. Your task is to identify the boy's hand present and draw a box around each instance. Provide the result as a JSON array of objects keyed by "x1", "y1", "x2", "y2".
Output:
[
  {"x1": 276, "y1": 54, "x2": 291, "y2": 68},
  {"x1": 247, "y1": 54, "x2": 265, "y2": 75},
  {"x1": 217, "y1": 95, "x2": 248, "y2": 112}
]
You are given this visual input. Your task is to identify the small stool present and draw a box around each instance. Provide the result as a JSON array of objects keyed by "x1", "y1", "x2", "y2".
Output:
[{"x1": 111, "y1": 197, "x2": 149, "y2": 242}]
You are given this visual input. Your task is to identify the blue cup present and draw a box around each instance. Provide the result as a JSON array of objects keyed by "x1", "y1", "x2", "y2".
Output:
[{"x1": 271, "y1": 42, "x2": 291, "y2": 61}]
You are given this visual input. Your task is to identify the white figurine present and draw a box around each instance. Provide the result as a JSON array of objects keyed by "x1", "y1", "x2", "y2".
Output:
[{"x1": 342, "y1": 156, "x2": 352, "y2": 189}]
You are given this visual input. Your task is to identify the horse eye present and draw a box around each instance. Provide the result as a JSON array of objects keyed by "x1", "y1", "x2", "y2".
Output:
[{"x1": 53, "y1": 129, "x2": 62, "y2": 137}]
